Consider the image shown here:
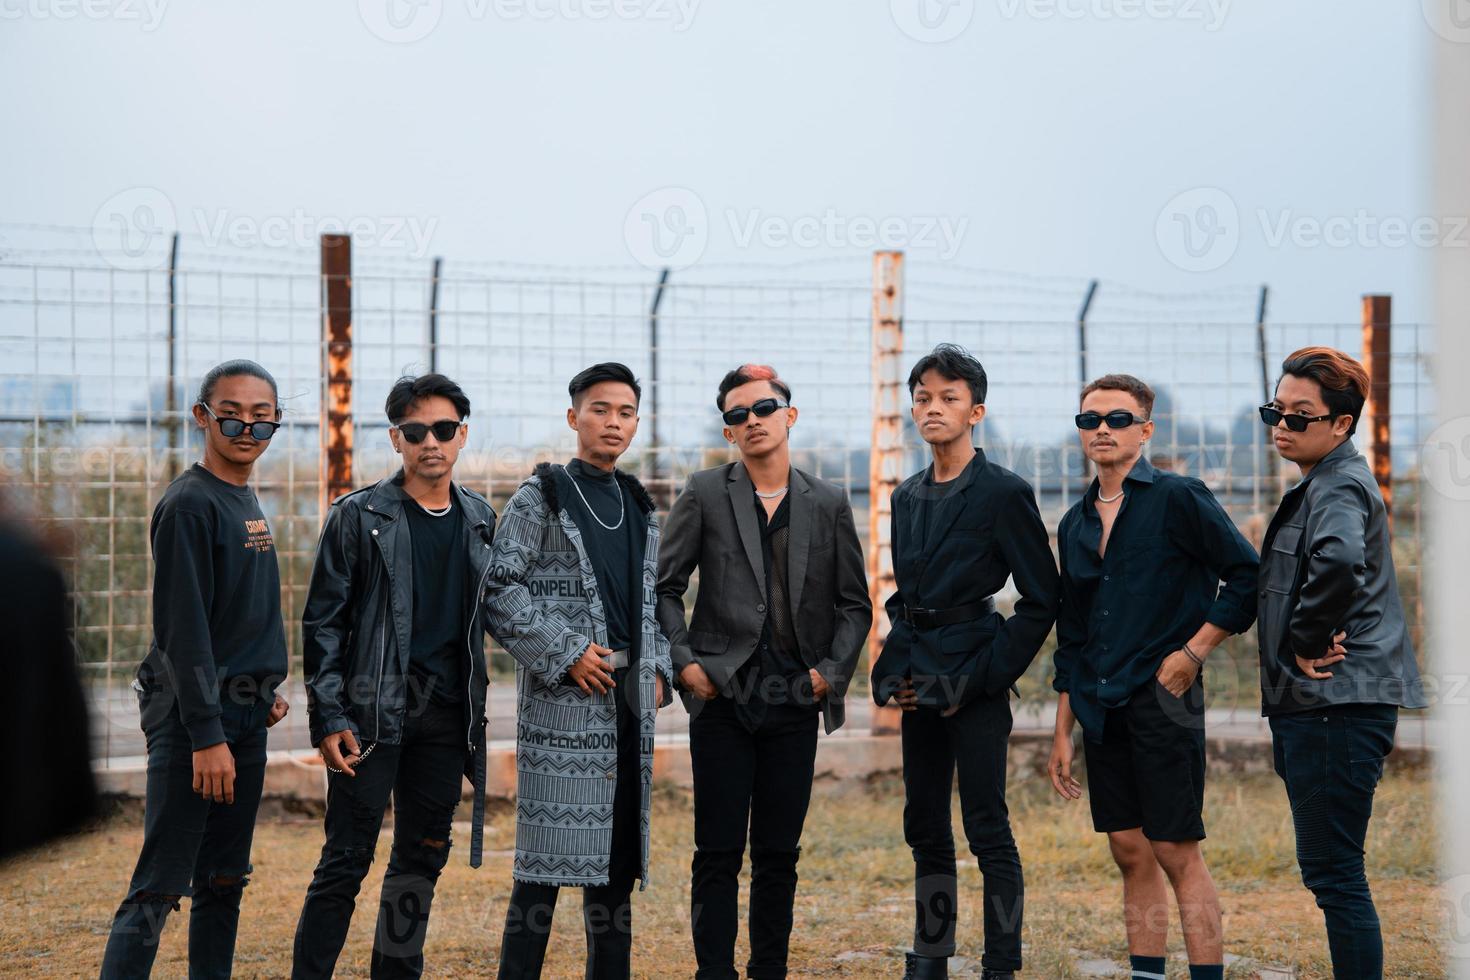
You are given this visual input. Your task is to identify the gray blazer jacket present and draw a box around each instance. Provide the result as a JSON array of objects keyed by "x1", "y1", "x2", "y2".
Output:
[{"x1": 655, "y1": 461, "x2": 873, "y2": 734}]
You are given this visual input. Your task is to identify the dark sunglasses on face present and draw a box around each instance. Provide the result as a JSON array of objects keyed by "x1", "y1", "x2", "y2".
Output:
[
  {"x1": 1075, "y1": 410, "x2": 1148, "y2": 431},
  {"x1": 393, "y1": 420, "x2": 463, "y2": 444},
  {"x1": 721, "y1": 397, "x2": 788, "y2": 427},
  {"x1": 1259, "y1": 404, "x2": 1335, "y2": 432},
  {"x1": 200, "y1": 403, "x2": 280, "y2": 441}
]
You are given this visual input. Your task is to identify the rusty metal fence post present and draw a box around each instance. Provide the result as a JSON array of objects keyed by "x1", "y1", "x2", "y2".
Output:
[
  {"x1": 868, "y1": 251, "x2": 905, "y2": 735},
  {"x1": 321, "y1": 234, "x2": 353, "y2": 512},
  {"x1": 1361, "y1": 294, "x2": 1392, "y2": 522}
]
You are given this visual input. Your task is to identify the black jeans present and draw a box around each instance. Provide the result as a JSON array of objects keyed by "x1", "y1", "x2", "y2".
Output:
[
  {"x1": 100, "y1": 690, "x2": 270, "y2": 980},
  {"x1": 901, "y1": 694, "x2": 1022, "y2": 972},
  {"x1": 1270, "y1": 703, "x2": 1398, "y2": 980},
  {"x1": 688, "y1": 696, "x2": 820, "y2": 980},
  {"x1": 292, "y1": 699, "x2": 467, "y2": 979},
  {"x1": 497, "y1": 675, "x2": 641, "y2": 980}
]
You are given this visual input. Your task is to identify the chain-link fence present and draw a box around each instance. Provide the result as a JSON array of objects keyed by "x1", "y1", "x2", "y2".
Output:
[{"x1": 0, "y1": 243, "x2": 1433, "y2": 767}]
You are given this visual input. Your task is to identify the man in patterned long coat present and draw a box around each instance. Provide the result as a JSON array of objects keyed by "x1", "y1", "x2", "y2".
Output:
[{"x1": 483, "y1": 361, "x2": 675, "y2": 980}]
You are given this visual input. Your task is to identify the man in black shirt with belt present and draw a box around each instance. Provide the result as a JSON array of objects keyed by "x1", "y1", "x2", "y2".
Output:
[
  {"x1": 1047, "y1": 374, "x2": 1258, "y2": 980},
  {"x1": 293, "y1": 373, "x2": 497, "y2": 979},
  {"x1": 871, "y1": 345, "x2": 1060, "y2": 980},
  {"x1": 101, "y1": 360, "x2": 290, "y2": 979},
  {"x1": 657, "y1": 364, "x2": 872, "y2": 980}
]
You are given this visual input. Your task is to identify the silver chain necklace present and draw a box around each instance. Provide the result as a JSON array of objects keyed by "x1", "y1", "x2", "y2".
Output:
[
  {"x1": 1097, "y1": 487, "x2": 1125, "y2": 504},
  {"x1": 755, "y1": 486, "x2": 788, "y2": 499},
  {"x1": 569, "y1": 469, "x2": 625, "y2": 530},
  {"x1": 418, "y1": 501, "x2": 452, "y2": 517}
]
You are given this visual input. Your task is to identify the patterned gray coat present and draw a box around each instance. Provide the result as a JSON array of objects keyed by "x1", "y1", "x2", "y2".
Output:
[{"x1": 482, "y1": 462, "x2": 674, "y2": 888}]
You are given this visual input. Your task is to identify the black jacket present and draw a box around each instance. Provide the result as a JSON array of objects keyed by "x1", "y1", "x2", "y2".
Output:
[
  {"x1": 301, "y1": 474, "x2": 497, "y2": 863},
  {"x1": 656, "y1": 462, "x2": 873, "y2": 734},
  {"x1": 872, "y1": 450, "x2": 1060, "y2": 708},
  {"x1": 1257, "y1": 439, "x2": 1426, "y2": 715}
]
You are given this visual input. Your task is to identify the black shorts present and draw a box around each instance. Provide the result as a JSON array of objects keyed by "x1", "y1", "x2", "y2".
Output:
[{"x1": 1082, "y1": 677, "x2": 1206, "y2": 842}]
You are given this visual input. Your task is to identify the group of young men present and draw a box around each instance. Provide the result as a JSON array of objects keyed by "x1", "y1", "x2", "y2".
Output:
[{"x1": 98, "y1": 343, "x2": 1423, "y2": 980}]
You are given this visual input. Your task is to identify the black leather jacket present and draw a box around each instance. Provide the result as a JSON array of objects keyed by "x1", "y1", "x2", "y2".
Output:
[
  {"x1": 1257, "y1": 439, "x2": 1426, "y2": 715},
  {"x1": 302, "y1": 474, "x2": 496, "y2": 750}
]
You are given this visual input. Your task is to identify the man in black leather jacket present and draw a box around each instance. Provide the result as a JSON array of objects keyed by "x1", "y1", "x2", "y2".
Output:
[
  {"x1": 1258, "y1": 346, "x2": 1426, "y2": 979},
  {"x1": 293, "y1": 373, "x2": 497, "y2": 979}
]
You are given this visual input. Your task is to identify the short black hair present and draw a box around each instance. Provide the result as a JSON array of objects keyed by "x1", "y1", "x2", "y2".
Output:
[
  {"x1": 1082, "y1": 374, "x2": 1155, "y2": 418},
  {"x1": 907, "y1": 343, "x2": 987, "y2": 405},
  {"x1": 569, "y1": 362, "x2": 641, "y2": 408},
  {"x1": 715, "y1": 363, "x2": 791, "y2": 412},
  {"x1": 384, "y1": 373, "x2": 471, "y2": 423},
  {"x1": 197, "y1": 359, "x2": 278, "y2": 409}
]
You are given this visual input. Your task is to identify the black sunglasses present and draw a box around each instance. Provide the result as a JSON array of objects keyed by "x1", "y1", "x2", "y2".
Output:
[
  {"x1": 1075, "y1": 410, "x2": 1148, "y2": 431},
  {"x1": 722, "y1": 398, "x2": 788, "y2": 427},
  {"x1": 1259, "y1": 404, "x2": 1334, "y2": 433},
  {"x1": 394, "y1": 420, "x2": 463, "y2": 444},
  {"x1": 200, "y1": 403, "x2": 280, "y2": 441}
]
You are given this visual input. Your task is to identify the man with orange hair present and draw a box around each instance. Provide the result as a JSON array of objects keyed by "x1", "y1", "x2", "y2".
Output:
[
  {"x1": 1258, "y1": 346, "x2": 1426, "y2": 978},
  {"x1": 657, "y1": 364, "x2": 872, "y2": 980}
]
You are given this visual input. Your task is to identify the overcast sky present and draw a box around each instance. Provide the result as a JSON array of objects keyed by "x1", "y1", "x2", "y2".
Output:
[{"x1": 1, "y1": 0, "x2": 1438, "y2": 331}]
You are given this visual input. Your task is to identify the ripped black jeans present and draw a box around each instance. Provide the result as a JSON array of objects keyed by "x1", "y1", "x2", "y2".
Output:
[
  {"x1": 100, "y1": 690, "x2": 270, "y2": 979},
  {"x1": 292, "y1": 698, "x2": 466, "y2": 979}
]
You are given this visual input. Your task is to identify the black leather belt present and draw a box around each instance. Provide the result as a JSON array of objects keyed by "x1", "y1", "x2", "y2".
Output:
[{"x1": 902, "y1": 598, "x2": 996, "y2": 630}]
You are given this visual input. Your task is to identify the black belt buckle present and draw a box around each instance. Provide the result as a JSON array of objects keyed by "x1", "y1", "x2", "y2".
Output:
[{"x1": 905, "y1": 606, "x2": 938, "y2": 630}]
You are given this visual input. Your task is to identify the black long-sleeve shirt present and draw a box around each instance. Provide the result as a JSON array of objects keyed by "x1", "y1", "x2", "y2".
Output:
[
  {"x1": 1053, "y1": 456, "x2": 1259, "y2": 740},
  {"x1": 138, "y1": 463, "x2": 288, "y2": 749}
]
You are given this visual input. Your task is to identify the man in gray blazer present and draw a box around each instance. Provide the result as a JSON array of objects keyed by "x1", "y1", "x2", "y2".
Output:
[{"x1": 657, "y1": 363, "x2": 872, "y2": 980}]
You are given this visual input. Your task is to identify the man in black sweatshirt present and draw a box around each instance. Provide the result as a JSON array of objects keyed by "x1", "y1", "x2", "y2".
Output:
[{"x1": 101, "y1": 360, "x2": 290, "y2": 979}]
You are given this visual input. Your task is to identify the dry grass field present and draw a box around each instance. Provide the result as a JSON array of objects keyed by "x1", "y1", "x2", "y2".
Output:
[{"x1": 0, "y1": 765, "x2": 1443, "y2": 978}]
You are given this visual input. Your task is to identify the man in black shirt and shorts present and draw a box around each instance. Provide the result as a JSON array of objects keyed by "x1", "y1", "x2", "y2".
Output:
[
  {"x1": 293, "y1": 373, "x2": 497, "y2": 979},
  {"x1": 101, "y1": 360, "x2": 291, "y2": 979},
  {"x1": 1048, "y1": 374, "x2": 1258, "y2": 980}
]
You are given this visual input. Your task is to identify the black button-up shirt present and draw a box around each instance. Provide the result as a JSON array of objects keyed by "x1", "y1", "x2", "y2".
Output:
[{"x1": 1053, "y1": 456, "x2": 1259, "y2": 740}]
